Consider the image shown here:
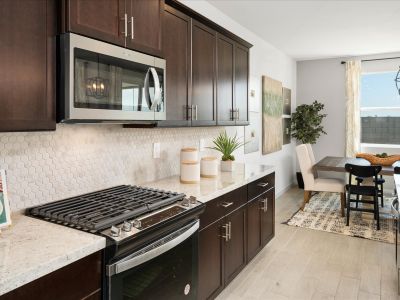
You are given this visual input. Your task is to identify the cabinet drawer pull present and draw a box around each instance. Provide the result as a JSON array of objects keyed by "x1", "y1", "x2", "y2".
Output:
[
  {"x1": 131, "y1": 16, "x2": 134, "y2": 39},
  {"x1": 221, "y1": 201, "x2": 233, "y2": 208},
  {"x1": 228, "y1": 221, "x2": 232, "y2": 240},
  {"x1": 257, "y1": 182, "x2": 269, "y2": 188}
]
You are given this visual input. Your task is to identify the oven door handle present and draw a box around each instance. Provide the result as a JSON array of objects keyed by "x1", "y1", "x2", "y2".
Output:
[
  {"x1": 106, "y1": 220, "x2": 199, "y2": 277},
  {"x1": 392, "y1": 197, "x2": 399, "y2": 218}
]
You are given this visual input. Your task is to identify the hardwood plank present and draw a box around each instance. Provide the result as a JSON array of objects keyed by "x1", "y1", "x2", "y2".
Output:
[{"x1": 335, "y1": 277, "x2": 360, "y2": 300}]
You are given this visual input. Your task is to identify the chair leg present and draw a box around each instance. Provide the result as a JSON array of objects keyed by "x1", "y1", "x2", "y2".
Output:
[
  {"x1": 340, "y1": 192, "x2": 345, "y2": 217},
  {"x1": 346, "y1": 191, "x2": 350, "y2": 226},
  {"x1": 380, "y1": 184, "x2": 384, "y2": 207},
  {"x1": 302, "y1": 191, "x2": 311, "y2": 210},
  {"x1": 375, "y1": 194, "x2": 380, "y2": 230}
]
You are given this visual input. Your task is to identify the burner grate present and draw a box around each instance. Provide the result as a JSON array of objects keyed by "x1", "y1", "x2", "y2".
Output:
[{"x1": 29, "y1": 185, "x2": 185, "y2": 231}]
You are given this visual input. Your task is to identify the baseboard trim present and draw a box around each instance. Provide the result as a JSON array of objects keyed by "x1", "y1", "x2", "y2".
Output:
[{"x1": 276, "y1": 182, "x2": 296, "y2": 198}]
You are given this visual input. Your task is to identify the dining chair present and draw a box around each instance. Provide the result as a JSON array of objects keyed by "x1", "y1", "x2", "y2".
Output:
[
  {"x1": 306, "y1": 143, "x2": 318, "y2": 177},
  {"x1": 345, "y1": 163, "x2": 382, "y2": 230},
  {"x1": 296, "y1": 144, "x2": 346, "y2": 216}
]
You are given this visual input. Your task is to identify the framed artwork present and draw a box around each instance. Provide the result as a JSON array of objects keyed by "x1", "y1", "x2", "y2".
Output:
[
  {"x1": 283, "y1": 118, "x2": 291, "y2": 145},
  {"x1": 0, "y1": 170, "x2": 11, "y2": 229},
  {"x1": 244, "y1": 112, "x2": 260, "y2": 154},
  {"x1": 282, "y1": 87, "x2": 291, "y2": 115},
  {"x1": 262, "y1": 76, "x2": 283, "y2": 154}
]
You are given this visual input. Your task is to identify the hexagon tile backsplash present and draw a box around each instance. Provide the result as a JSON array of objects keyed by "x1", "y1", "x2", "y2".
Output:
[{"x1": 0, "y1": 124, "x2": 235, "y2": 211}]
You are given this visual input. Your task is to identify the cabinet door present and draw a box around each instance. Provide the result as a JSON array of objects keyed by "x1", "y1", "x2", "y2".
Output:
[
  {"x1": 0, "y1": 0, "x2": 56, "y2": 132},
  {"x1": 198, "y1": 220, "x2": 224, "y2": 300},
  {"x1": 158, "y1": 5, "x2": 191, "y2": 127},
  {"x1": 66, "y1": 0, "x2": 125, "y2": 47},
  {"x1": 247, "y1": 198, "x2": 262, "y2": 262},
  {"x1": 234, "y1": 43, "x2": 249, "y2": 125},
  {"x1": 191, "y1": 20, "x2": 217, "y2": 126},
  {"x1": 224, "y1": 207, "x2": 246, "y2": 285},
  {"x1": 261, "y1": 189, "x2": 275, "y2": 245},
  {"x1": 216, "y1": 34, "x2": 235, "y2": 126},
  {"x1": 127, "y1": 0, "x2": 163, "y2": 56}
]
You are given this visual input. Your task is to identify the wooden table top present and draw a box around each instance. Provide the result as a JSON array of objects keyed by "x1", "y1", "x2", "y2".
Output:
[{"x1": 313, "y1": 156, "x2": 400, "y2": 176}]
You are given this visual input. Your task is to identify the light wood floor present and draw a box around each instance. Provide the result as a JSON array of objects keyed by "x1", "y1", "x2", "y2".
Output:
[{"x1": 217, "y1": 187, "x2": 399, "y2": 300}]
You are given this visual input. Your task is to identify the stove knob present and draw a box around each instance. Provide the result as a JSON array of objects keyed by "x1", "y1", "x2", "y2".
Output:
[
  {"x1": 110, "y1": 225, "x2": 121, "y2": 237},
  {"x1": 189, "y1": 196, "x2": 197, "y2": 205},
  {"x1": 122, "y1": 221, "x2": 132, "y2": 232},
  {"x1": 132, "y1": 219, "x2": 141, "y2": 229}
]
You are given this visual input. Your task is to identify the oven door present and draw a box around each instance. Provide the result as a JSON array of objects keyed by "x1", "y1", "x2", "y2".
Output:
[
  {"x1": 59, "y1": 33, "x2": 166, "y2": 123},
  {"x1": 106, "y1": 220, "x2": 199, "y2": 300}
]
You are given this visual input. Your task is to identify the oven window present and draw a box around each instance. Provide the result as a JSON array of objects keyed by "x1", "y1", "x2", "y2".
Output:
[
  {"x1": 109, "y1": 232, "x2": 198, "y2": 300},
  {"x1": 73, "y1": 48, "x2": 163, "y2": 112}
]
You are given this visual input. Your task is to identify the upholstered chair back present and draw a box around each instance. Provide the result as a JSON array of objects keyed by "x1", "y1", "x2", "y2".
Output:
[{"x1": 296, "y1": 144, "x2": 315, "y2": 190}]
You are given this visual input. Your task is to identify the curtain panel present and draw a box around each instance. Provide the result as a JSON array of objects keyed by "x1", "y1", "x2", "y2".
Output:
[{"x1": 345, "y1": 60, "x2": 362, "y2": 157}]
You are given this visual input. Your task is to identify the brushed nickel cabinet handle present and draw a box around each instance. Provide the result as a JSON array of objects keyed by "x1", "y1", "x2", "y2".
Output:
[
  {"x1": 228, "y1": 221, "x2": 232, "y2": 240},
  {"x1": 220, "y1": 224, "x2": 229, "y2": 242},
  {"x1": 257, "y1": 182, "x2": 269, "y2": 187},
  {"x1": 186, "y1": 105, "x2": 192, "y2": 120},
  {"x1": 221, "y1": 202, "x2": 233, "y2": 208},
  {"x1": 131, "y1": 16, "x2": 134, "y2": 39},
  {"x1": 260, "y1": 198, "x2": 268, "y2": 212},
  {"x1": 121, "y1": 13, "x2": 128, "y2": 37}
]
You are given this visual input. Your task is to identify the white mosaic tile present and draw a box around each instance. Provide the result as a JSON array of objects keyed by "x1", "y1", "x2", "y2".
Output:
[{"x1": 0, "y1": 124, "x2": 243, "y2": 211}]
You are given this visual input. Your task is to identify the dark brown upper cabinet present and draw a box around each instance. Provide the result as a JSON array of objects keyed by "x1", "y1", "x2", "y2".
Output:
[
  {"x1": 234, "y1": 43, "x2": 249, "y2": 125},
  {"x1": 65, "y1": 0, "x2": 126, "y2": 47},
  {"x1": 64, "y1": 0, "x2": 163, "y2": 57},
  {"x1": 126, "y1": 0, "x2": 163, "y2": 56},
  {"x1": 191, "y1": 20, "x2": 217, "y2": 126},
  {"x1": 216, "y1": 34, "x2": 235, "y2": 126},
  {"x1": 0, "y1": 0, "x2": 56, "y2": 132},
  {"x1": 158, "y1": 4, "x2": 191, "y2": 127}
]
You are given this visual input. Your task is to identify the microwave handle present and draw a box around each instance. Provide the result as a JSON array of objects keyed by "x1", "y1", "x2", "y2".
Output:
[
  {"x1": 106, "y1": 220, "x2": 199, "y2": 277},
  {"x1": 144, "y1": 67, "x2": 161, "y2": 111}
]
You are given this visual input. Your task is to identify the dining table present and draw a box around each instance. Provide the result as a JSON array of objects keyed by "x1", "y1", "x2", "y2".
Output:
[{"x1": 313, "y1": 156, "x2": 400, "y2": 176}]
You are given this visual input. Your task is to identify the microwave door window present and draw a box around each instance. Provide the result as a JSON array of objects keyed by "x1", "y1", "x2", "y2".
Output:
[{"x1": 73, "y1": 48, "x2": 153, "y2": 113}]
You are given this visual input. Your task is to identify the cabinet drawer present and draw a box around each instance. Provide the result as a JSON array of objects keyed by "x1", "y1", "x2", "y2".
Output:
[
  {"x1": 200, "y1": 186, "x2": 247, "y2": 230},
  {"x1": 248, "y1": 173, "x2": 275, "y2": 201}
]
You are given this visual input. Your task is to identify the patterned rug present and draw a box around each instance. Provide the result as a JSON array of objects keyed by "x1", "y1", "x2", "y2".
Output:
[{"x1": 286, "y1": 192, "x2": 396, "y2": 244}]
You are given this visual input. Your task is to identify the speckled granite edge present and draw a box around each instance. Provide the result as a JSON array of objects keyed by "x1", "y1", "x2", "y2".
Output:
[{"x1": 0, "y1": 216, "x2": 106, "y2": 296}]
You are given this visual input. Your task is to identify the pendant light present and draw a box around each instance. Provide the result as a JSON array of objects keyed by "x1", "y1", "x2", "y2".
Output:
[
  {"x1": 86, "y1": 54, "x2": 109, "y2": 99},
  {"x1": 396, "y1": 66, "x2": 400, "y2": 95}
]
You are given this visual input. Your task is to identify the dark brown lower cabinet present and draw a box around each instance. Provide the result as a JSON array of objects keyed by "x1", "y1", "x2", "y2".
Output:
[
  {"x1": 247, "y1": 188, "x2": 275, "y2": 262},
  {"x1": 224, "y1": 207, "x2": 246, "y2": 284},
  {"x1": 1, "y1": 251, "x2": 102, "y2": 300},
  {"x1": 198, "y1": 219, "x2": 225, "y2": 300},
  {"x1": 198, "y1": 174, "x2": 275, "y2": 300}
]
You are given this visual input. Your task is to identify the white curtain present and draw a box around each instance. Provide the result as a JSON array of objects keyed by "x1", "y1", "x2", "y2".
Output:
[{"x1": 345, "y1": 60, "x2": 361, "y2": 157}]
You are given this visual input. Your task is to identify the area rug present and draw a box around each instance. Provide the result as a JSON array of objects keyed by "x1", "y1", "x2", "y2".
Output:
[{"x1": 286, "y1": 192, "x2": 396, "y2": 244}]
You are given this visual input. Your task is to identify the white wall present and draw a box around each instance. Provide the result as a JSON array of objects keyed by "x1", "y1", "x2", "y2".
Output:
[{"x1": 181, "y1": 0, "x2": 297, "y2": 195}]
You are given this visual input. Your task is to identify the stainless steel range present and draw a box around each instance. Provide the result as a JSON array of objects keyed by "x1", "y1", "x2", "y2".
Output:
[{"x1": 28, "y1": 185, "x2": 205, "y2": 300}]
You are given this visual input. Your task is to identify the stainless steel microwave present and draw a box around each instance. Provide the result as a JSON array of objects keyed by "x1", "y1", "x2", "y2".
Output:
[{"x1": 58, "y1": 33, "x2": 166, "y2": 123}]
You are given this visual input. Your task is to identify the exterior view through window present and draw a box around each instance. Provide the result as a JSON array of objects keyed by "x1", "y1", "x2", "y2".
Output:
[{"x1": 361, "y1": 71, "x2": 400, "y2": 145}]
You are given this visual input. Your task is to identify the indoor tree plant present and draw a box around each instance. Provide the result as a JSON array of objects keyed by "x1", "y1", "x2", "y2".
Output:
[
  {"x1": 209, "y1": 131, "x2": 246, "y2": 172},
  {"x1": 290, "y1": 100, "x2": 327, "y2": 188}
]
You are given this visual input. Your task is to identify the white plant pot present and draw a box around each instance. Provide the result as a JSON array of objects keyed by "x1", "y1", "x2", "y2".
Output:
[{"x1": 220, "y1": 160, "x2": 234, "y2": 172}]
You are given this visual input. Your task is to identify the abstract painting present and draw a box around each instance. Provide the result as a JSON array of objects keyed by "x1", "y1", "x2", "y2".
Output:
[
  {"x1": 282, "y1": 87, "x2": 291, "y2": 115},
  {"x1": 245, "y1": 112, "x2": 260, "y2": 154},
  {"x1": 262, "y1": 76, "x2": 283, "y2": 154},
  {"x1": 283, "y1": 118, "x2": 291, "y2": 145}
]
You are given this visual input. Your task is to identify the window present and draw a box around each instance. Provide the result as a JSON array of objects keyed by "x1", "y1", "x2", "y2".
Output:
[{"x1": 360, "y1": 71, "x2": 400, "y2": 145}]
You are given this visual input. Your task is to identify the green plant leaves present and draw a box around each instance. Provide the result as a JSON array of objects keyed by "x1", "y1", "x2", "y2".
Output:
[
  {"x1": 290, "y1": 100, "x2": 327, "y2": 144},
  {"x1": 208, "y1": 131, "x2": 246, "y2": 161}
]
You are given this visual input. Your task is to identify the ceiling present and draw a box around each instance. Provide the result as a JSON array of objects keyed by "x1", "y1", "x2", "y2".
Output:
[{"x1": 207, "y1": 0, "x2": 400, "y2": 61}]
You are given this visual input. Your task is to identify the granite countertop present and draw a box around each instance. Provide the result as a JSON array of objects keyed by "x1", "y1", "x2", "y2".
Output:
[
  {"x1": 0, "y1": 163, "x2": 273, "y2": 296},
  {"x1": 0, "y1": 214, "x2": 106, "y2": 296},
  {"x1": 144, "y1": 163, "x2": 275, "y2": 203}
]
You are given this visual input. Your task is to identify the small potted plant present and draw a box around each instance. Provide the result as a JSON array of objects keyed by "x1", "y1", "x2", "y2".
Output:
[
  {"x1": 291, "y1": 100, "x2": 327, "y2": 188},
  {"x1": 209, "y1": 131, "x2": 246, "y2": 172}
]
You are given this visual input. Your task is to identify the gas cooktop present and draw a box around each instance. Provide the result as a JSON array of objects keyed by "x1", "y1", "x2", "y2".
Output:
[{"x1": 28, "y1": 185, "x2": 201, "y2": 241}]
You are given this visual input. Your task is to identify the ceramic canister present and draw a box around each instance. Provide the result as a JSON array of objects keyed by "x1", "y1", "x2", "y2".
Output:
[
  {"x1": 180, "y1": 148, "x2": 199, "y2": 163},
  {"x1": 180, "y1": 160, "x2": 200, "y2": 184},
  {"x1": 200, "y1": 156, "x2": 218, "y2": 178}
]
